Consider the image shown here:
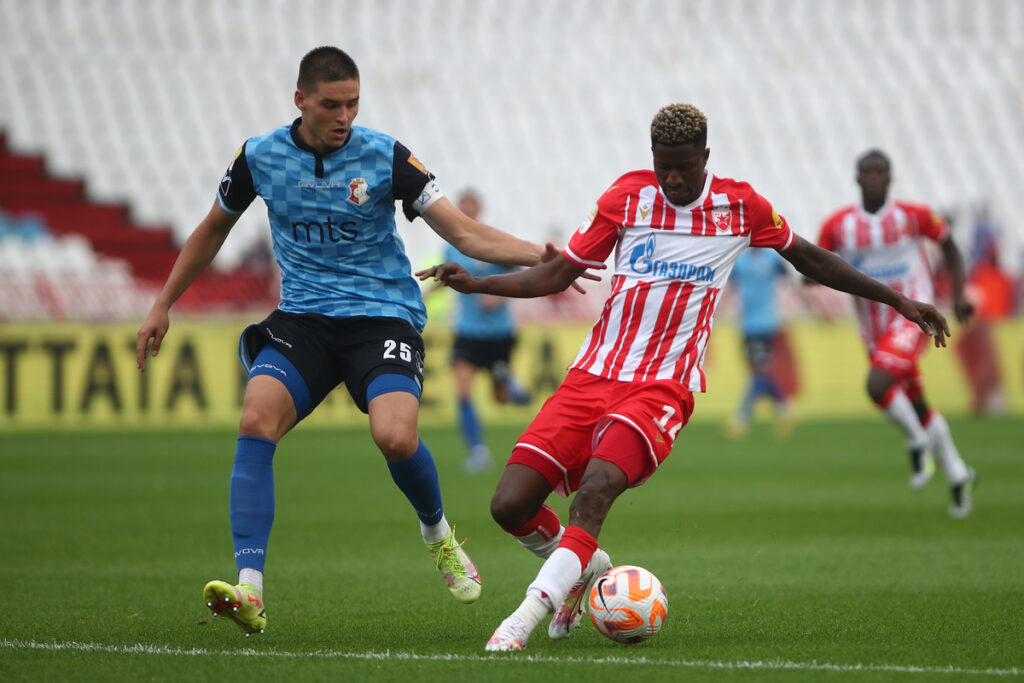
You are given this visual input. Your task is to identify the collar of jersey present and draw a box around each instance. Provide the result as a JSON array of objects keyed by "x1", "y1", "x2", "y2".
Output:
[
  {"x1": 289, "y1": 118, "x2": 352, "y2": 157},
  {"x1": 290, "y1": 118, "x2": 353, "y2": 178}
]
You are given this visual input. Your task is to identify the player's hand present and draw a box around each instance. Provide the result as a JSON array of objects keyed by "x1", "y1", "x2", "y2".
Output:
[
  {"x1": 953, "y1": 293, "x2": 974, "y2": 324},
  {"x1": 136, "y1": 307, "x2": 170, "y2": 371},
  {"x1": 896, "y1": 296, "x2": 951, "y2": 348},
  {"x1": 540, "y1": 242, "x2": 562, "y2": 264},
  {"x1": 543, "y1": 241, "x2": 603, "y2": 294},
  {"x1": 415, "y1": 262, "x2": 477, "y2": 293}
]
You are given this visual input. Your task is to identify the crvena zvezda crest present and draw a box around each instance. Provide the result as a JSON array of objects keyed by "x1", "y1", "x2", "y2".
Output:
[{"x1": 713, "y1": 209, "x2": 732, "y2": 231}]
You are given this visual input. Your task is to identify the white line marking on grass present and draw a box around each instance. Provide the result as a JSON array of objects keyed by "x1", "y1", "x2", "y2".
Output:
[{"x1": 2, "y1": 639, "x2": 1020, "y2": 677}]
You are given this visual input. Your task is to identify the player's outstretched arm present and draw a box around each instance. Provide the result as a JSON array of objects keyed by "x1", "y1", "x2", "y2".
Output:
[
  {"x1": 421, "y1": 197, "x2": 546, "y2": 267},
  {"x1": 136, "y1": 202, "x2": 239, "y2": 371},
  {"x1": 780, "y1": 235, "x2": 951, "y2": 347},
  {"x1": 417, "y1": 253, "x2": 587, "y2": 299}
]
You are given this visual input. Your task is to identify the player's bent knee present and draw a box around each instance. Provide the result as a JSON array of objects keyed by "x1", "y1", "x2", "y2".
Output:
[
  {"x1": 373, "y1": 430, "x2": 419, "y2": 460},
  {"x1": 866, "y1": 378, "x2": 890, "y2": 403},
  {"x1": 490, "y1": 492, "x2": 531, "y2": 531},
  {"x1": 238, "y1": 406, "x2": 289, "y2": 441}
]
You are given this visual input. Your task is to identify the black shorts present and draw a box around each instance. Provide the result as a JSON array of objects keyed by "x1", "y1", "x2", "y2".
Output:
[
  {"x1": 452, "y1": 335, "x2": 517, "y2": 382},
  {"x1": 743, "y1": 333, "x2": 776, "y2": 367},
  {"x1": 240, "y1": 311, "x2": 425, "y2": 413}
]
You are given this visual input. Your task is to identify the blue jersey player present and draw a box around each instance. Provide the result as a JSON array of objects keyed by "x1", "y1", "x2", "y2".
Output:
[
  {"x1": 444, "y1": 190, "x2": 532, "y2": 472},
  {"x1": 725, "y1": 248, "x2": 796, "y2": 437},
  {"x1": 135, "y1": 46, "x2": 560, "y2": 636}
]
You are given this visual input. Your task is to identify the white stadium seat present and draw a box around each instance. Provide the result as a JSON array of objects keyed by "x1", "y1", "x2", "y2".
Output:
[{"x1": 0, "y1": 0, "x2": 1020, "y2": 279}]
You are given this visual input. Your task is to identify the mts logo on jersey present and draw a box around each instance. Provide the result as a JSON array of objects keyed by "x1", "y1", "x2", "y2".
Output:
[
  {"x1": 629, "y1": 234, "x2": 715, "y2": 282},
  {"x1": 291, "y1": 216, "x2": 357, "y2": 243}
]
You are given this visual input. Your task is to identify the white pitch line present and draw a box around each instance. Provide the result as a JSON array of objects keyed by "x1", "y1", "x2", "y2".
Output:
[{"x1": 1, "y1": 639, "x2": 1021, "y2": 677}]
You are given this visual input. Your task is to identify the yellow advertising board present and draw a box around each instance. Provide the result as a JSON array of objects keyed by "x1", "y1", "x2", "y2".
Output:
[{"x1": 0, "y1": 318, "x2": 1020, "y2": 430}]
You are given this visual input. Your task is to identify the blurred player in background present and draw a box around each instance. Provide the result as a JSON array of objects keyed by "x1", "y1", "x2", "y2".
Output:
[
  {"x1": 724, "y1": 248, "x2": 797, "y2": 438},
  {"x1": 818, "y1": 149, "x2": 977, "y2": 518},
  {"x1": 955, "y1": 206, "x2": 1013, "y2": 415},
  {"x1": 445, "y1": 189, "x2": 532, "y2": 472},
  {"x1": 135, "y1": 46, "x2": 568, "y2": 636},
  {"x1": 420, "y1": 104, "x2": 951, "y2": 652}
]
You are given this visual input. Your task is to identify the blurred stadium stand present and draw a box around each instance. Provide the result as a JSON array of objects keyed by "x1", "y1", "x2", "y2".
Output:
[
  {"x1": 0, "y1": 0, "x2": 1021, "y2": 321},
  {"x1": 0, "y1": 132, "x2": 275, "y2": 319}
]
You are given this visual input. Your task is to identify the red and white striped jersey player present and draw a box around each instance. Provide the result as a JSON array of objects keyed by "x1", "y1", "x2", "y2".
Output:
[
  {"x1": 818, "y1": 148, "x2": 976, "y2": 520},
  {"x1": 419, "y1": 106, "x2": 951, "y2": 654}
]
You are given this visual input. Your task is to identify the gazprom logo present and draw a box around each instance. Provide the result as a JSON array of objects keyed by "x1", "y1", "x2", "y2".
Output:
[
  {"x1": 850, "y1": 255, "x2": 908, "y2": 281},
  {"x1": 629, "y1": 234, "x2": 715, "y2": 282}
]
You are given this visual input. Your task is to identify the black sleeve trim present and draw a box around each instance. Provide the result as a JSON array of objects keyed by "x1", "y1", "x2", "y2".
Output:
[
  {"x1": 218, "y1": 141, "x2": 257, "y2": 214},
  {"x1": 392, "y1": 141, "x2": 436, "y2": 221}
]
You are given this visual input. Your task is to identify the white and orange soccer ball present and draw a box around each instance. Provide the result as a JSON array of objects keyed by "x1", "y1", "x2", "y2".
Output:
[{"x1": 588, "y1": 565, "x2": 668, "y2": 644}]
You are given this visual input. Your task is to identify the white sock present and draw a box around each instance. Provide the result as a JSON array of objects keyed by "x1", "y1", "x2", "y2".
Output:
[
  {"x1": 924, "y1": 412, "x2": 970, "y2": 483},
  {"x1": 510, "y1": 594, "x2": 551, "y2": 632},
  {"x1": 421, "y1": 515, "x2": 451, "y2": 543},
  {"x1": 880, "y1": 389, "x2": 929, "y2": 452},
  {"x1": 515, "y1": 526, "x2": 565, "y2": 559},
  {"x1": 525, "y1": 546, "x2": 583, "y2": 611},
  {"x1": 238, "y1": 568, "x2": 263, "y2": 594}
]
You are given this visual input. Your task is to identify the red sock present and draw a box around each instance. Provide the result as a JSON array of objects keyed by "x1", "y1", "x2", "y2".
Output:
[
  {"x1": 557, "y1": 525, "x2": 598, "y2": 571},
  {"x1": 504, "y1": 503, "x2": 561, "y2": 541}
]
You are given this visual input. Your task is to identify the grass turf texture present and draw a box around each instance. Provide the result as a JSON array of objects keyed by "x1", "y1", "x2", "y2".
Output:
[{"x1": 1, "y1": 418, "x2": 1021, "y2": 682}]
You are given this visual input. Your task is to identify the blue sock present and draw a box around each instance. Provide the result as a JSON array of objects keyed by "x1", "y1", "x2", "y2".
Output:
[
  {"x1": 387, "y1": 439, "x2": 444, "y2": 525},
  {"x1": 458, "y1": 397, "x2": 484, "y2": 449},
  {"x1": 740, "y1": 381, "x2": 757, "y2": 422},
  {"x1": 507, "y1": 378, "x2": 532, "y2": 405},
  {"x1": 230, "y1": 436, "x2": 276, "y2": 573},
  {"x1": 753, "y1": 374, "x2": 783, "y2": 402}
]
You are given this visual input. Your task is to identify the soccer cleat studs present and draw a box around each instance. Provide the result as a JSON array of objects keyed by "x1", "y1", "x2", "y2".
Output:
[{"x1": 203, "y1": 580, "x2": 267, "y2": 635}]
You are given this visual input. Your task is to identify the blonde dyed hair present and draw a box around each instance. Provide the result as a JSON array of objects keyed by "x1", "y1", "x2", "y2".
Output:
[{"x1": 650, "y1": 104, "x2": 707, "y2": 146}]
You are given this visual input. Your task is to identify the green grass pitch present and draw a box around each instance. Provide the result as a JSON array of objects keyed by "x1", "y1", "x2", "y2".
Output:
[{"x1": 1, "y1": 418, "x2": 1022, "y2": 682}]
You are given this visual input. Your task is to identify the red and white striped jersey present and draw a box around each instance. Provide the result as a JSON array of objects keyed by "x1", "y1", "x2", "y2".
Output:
[
  {"x1": 564, "y1": 170, "x2": 794, "y2": 392},
  {"x1": 818, "y1": 200, "x2": 947, "y2": 349}
]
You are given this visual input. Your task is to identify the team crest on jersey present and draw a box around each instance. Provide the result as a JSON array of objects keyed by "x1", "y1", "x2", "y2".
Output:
[
  {"x1": 713, "y1": 208, "x2": 732, "y2": 231},
  {"x1": 772, "y1": 208, "x2": 784, "y2": 229},
  {"x1": 348, "y1": 178, "x2": 370, "y2": 205}
]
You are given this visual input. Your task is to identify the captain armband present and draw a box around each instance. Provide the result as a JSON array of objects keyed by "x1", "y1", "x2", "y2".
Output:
[{"x1": 411, "y1": 180, "x2": 444, "y2": 214}]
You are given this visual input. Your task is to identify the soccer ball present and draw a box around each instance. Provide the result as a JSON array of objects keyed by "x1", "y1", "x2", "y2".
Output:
[{"x1": 588, "y1": 565, "x2": 668, "y2": 644}]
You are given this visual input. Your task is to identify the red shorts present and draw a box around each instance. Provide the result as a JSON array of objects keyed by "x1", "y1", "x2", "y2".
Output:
[
  {"x1": 869, "y1": 322, "x2": 928, "y2": 390},
  {"x1": 509, "y1": 369, "x2": 694, "y2": 497}
]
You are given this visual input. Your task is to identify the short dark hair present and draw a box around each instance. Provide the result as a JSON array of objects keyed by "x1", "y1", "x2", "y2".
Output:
[
  {"x1": 297, "y1": 46, "x2": 359, "y2": 91},
  {"x1": 856, "y1": 148, "x2": 891, "y2": 172},
  {"x1": 651, "y1": 104, "x2": 707, "y2": 147}
]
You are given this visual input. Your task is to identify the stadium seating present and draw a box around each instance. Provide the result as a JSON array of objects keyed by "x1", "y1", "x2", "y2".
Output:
[
  {"x1": 0, "y1": 0, "x2": 1020, "y2": 320},
  {"x1": 0, "y1": 130, "x2": 275, "y2": 319}
]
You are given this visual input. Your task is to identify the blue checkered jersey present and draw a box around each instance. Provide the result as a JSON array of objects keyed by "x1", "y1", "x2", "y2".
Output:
[
  {"x1": 443, "y1": 243, "x2": 517, "y2": 339},
  {"x1": 217, "y1": 119, "x2": 439, "y2": 331},
  {"x1": 730, "y1": 248, "x2": 787, "y2": 337}
]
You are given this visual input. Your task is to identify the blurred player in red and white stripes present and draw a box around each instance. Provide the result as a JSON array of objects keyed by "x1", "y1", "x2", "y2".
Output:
[
  {"x1": 819, "y1": 149, "x2": 976, "y2": 518},
  {"x1": 420, "y1": 105, "x2": 951, "y2": 652}
]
